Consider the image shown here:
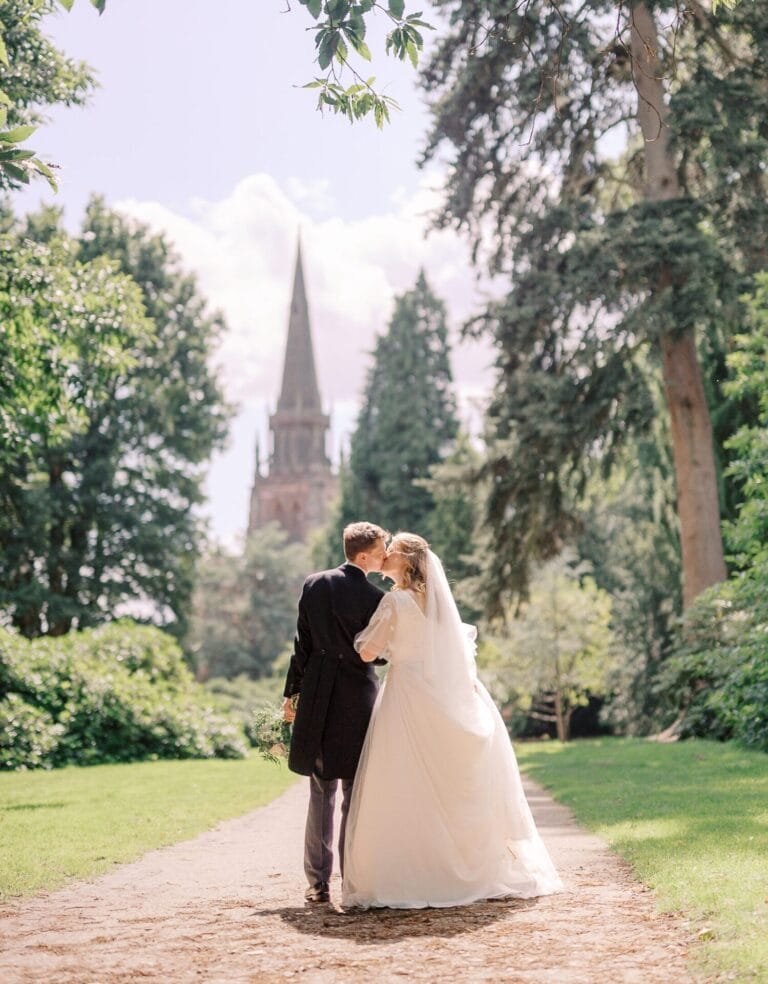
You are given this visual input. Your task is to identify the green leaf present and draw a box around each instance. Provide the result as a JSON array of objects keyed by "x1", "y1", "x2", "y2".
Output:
[
  {"x1": 326, "y1": 0, "x2": 350, "y2": 21},
  {"x1": 1, "y1": 161, "x2": 30, "y2": 183},
  {"x1": 0, "y1": 125, "x2": 37, "y2": 144},
  {"x1": 386, "y1": 27, "x2": 402, "y2": 56},
  {"x1": 31, "y1": 158, "x2": 58, "y2": 192},
  {"x1": 335, "y1": 37, "x2": 349, "y2": 64},
  {"x1": 348, "y1": 9, "x2": 366, "y2": 39},
  {"x1": 358, "y1": 0, "x2": 375, "y2": 11},
  {"x1": 388, "y1": 0, "x2": 405, "y2": 18},
  {"x1": 318, "y1": 33, "x2": 339, "y2": 70},
  {"x1": 303, "y1": 0, "x2": 322, "y2": 16},
  {"x1": 406, "y1": 40, "x2": 418, "y2": 69},
  {"x1": 57, "y1": 0, "x2": 75, "y2": 10},
  {"x1": 407, "y1": 26, "x2": 424, "y2": 48},
  {"x1": 0, "y1": 91, "x2": 11, "y2": 108},
  {"x1": 0, "y1": 29, "x2": 8, "y2": 68},
  {"x1": 0, "y1": 109, "x2": 7, "y2": 130},
  {"x1": 356, "y1": 40, "x2": 372, "y2": 61},
  {"x1": 0, "y1": 148, "x2": 36, "y2": 161},
  {"x1": 91, "y1": 0, "x2": 108, "y2": 11}
]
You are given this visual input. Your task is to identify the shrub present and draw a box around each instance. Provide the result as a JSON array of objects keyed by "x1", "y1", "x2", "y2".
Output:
[
  {"x1": 0, "y1": 694, "x2": 64, "y2": 770},
  {"x1": 659, "y1": 580, "x2": 768, "y2": 752},
  {"x1": 204, "y1": 674, "x2": 285, "y2": 746},
  {"x1": 0, "y1": 622, "x2": 248, "y2": 769}
]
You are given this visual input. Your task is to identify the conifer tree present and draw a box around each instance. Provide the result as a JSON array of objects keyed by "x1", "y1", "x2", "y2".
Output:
[
  {"x1": 324, "y1": 272, "x2": 459, "y2": 559},
  {"x1": 419, "y1": 0, "x2": 768, "y2": 613}
]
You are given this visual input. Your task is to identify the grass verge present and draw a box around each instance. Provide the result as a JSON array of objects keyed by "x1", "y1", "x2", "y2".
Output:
[
  {"x1": 516, "y1": 738, "x2": 768, "y2": 982},
  {"x1": 0, "y1": 755, "x2": 296, "y2": 901}
]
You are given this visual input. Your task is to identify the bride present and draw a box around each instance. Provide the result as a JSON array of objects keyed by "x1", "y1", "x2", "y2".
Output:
[{"x1": 342, "y1": 532, "x2": 563, "y2": 909}]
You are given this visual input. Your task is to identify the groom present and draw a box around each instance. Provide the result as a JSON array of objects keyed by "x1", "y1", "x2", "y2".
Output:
[{"x1": 283, "y1": 521, "x2": 388, "y2": 904}]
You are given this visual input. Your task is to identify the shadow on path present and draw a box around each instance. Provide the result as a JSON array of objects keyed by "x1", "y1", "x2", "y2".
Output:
[{"x1": 254, "y1": 896, "x2": 539, "y2": 945}]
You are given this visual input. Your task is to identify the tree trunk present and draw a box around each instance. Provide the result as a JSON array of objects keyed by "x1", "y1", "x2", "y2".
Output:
[
  {"x1": 554, "y1": 688, "x2": 567, "y2": 741},
  {"x1": 631, "y1": 2, "x2": 727, "y2": 608},
  {"x1": 47, "y1": 458, "x2": 70, "y2": 636}
]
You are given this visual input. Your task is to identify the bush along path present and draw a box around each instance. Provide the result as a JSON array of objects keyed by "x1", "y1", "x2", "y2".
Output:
[{"x1": 0, "y1": 776, "x2": 692, "y2": 983}]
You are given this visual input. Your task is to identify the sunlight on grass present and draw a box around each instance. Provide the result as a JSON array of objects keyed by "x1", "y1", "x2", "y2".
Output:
[
  {"x1": 0, "y1": 756, "x2": 296, "y2": 900},
  {"x1": 600, "y1": 817, "x2": 689, "y2": 842},
  {"x1": 516, "y1": 738, "x2": 768, "y2": 982}
]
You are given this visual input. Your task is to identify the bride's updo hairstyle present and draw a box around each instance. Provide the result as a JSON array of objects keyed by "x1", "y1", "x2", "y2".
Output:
[{"x1": 391, "y1": 532, "x2": 429, "y2": 595}]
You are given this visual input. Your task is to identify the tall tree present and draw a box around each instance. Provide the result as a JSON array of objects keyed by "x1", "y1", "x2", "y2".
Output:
[
  {"x1": 0, "y1": 203, "x2": 229, "y2": 637},
  {"x1": 323, "y1": 271, "x2": 459, "y2": 560},
  {"x1": 577, "y1": 409, "x2": 683, "y2": 733},
  {"x1": 416, "y1": 0, "x2": 768, "y2": 613},
  {"x1": 0, "y1": 230, "x2": 151, "y2": 635},
  {"x1": 421, "y1": 430, "x2": 482, "y2": 616},
  {"x1": 653, "y1": 274, "x2": 768, "y2": 749}
]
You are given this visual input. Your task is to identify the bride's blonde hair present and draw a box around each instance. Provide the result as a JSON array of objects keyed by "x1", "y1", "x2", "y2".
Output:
[{"x1": 391, "y1": 532, "x2": 429, "y2": 595}]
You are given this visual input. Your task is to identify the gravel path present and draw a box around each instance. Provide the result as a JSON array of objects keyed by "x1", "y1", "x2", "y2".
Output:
[{"x1": 0, "y1": 776, "x2": 692, "y2": 983}]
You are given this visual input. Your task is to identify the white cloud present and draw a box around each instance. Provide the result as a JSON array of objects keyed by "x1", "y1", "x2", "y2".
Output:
[
  {"x1": 284, "y1": 176, "x2": 335, "y2": 215},
  {"x1": 115, "y1": 172, "x2": 497, "y2": 543}
]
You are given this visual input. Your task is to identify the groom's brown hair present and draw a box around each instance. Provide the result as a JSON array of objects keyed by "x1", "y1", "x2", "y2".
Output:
[{"x1": 343, "y1": 522, "x2": 387, "y2": 561}]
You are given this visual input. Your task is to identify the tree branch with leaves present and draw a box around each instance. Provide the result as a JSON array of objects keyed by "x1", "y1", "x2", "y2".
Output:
[{"x1": 294, "y1": 0, "x2": 432, "y2": 126}]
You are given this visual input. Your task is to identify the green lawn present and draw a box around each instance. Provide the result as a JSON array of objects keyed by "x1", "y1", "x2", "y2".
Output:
[
  {"x1": 0, "y1": 755, "x2": 296, "y2": 900},
  {"x1": 516, "y1": 738, "x2": 768, "y2": 983}
]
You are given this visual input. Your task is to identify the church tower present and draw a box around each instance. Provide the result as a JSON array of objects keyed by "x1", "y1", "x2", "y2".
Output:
[{"x1": 248, "y1": 241, "x2": 337, "y2": 542}]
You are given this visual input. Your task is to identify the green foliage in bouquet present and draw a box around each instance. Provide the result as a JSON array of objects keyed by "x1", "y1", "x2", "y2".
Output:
[{"x1": 249, "y1": 705, "x2": 292, "y2": 765}]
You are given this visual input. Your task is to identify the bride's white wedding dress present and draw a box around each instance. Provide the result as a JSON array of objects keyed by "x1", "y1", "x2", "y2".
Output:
[{"x1": 342, "y1": 551, "x2": 563, "y2": 909}]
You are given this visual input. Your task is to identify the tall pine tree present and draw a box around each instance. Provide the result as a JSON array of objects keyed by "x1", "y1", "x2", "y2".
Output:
[
  {"x1": 420, "y1": 0, "x2": 768, "y2": 613},
  {"x1": 321, "y1": 272, "x2": 459, "y2": 562}
]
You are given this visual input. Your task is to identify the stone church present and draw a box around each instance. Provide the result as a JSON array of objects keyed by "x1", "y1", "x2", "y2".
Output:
[{"x1": 247, "y1": 242, "x2": 338, "y2": 542}]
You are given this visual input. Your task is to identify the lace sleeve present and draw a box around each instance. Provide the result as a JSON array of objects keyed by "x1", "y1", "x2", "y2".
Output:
[{"x1": 354, "y1": 593, "x2": 398, "y2": 662}]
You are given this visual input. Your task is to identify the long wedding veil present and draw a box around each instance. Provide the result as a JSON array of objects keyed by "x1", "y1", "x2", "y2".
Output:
[{"x1": 423, "y1": 549, "x2": 495, "y2": 737}]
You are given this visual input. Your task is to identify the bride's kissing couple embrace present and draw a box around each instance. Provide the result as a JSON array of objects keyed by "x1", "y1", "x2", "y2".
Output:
[{"x1": 282, "y1": 521, "x2": 563, "y2": 909}]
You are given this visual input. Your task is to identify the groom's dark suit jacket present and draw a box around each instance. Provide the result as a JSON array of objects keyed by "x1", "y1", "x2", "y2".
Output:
[{"x1": 284, "y1": 563, "x2": 384, "y2": 780}]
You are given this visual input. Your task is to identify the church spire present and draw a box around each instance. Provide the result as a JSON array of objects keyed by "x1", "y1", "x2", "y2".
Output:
[
  {"x1": 277, "y1": 237, "x2": 322, "y2": 413},
  {"x1": 248, "y1": 237, "x2": 337, "y2": 542}
]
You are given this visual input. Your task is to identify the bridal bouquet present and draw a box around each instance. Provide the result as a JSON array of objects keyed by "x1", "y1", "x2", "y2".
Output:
[{"x1": 249, "y1": 704, "x2": 292, "y2": 764}]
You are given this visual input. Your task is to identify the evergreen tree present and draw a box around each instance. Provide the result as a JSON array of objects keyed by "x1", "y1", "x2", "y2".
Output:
[
  {"x1": 418, "y1": 0, "x2": 768, "y2": 614},
  {"x1": 421, "y1": 430, "x2": 482, "y2": 616},
  {"x1": 652, "y1": 274, "x2": 768, "y2": 750},
  {"x1": 324, "y1": 272, "x2": 459, "y2": 560},
  {"x1": 577, "y1": 409, "x2": 683, "y2": 734}
]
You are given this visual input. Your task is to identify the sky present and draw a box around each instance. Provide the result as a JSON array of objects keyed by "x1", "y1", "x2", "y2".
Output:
[{"x1": 19, "y1": 0, "x2": 497, "y2": 546}]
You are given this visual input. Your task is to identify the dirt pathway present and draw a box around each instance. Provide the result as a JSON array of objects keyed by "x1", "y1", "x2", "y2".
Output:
[{"x1": 0, "y1": 777, "x2": 692, "y2": 983}]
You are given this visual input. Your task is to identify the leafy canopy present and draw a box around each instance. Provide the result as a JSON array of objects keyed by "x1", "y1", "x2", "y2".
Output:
[{"x1": 0, "y1": 201, "x2": 229, "y2": 639}]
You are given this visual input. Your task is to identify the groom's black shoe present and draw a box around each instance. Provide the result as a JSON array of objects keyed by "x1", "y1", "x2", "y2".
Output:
[{"x1": 305, "y1": 881, "x2": 330, "y2": 903}]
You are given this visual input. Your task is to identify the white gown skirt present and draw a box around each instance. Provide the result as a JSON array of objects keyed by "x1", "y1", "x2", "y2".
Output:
[{"x1": 342, "y1": 666, "x2": 563, "y2": 909}]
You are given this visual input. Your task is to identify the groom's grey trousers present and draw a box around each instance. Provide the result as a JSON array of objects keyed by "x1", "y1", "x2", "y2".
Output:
[{"x1": 304, "y1": 766, "x2": 354, "y2": 887}]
